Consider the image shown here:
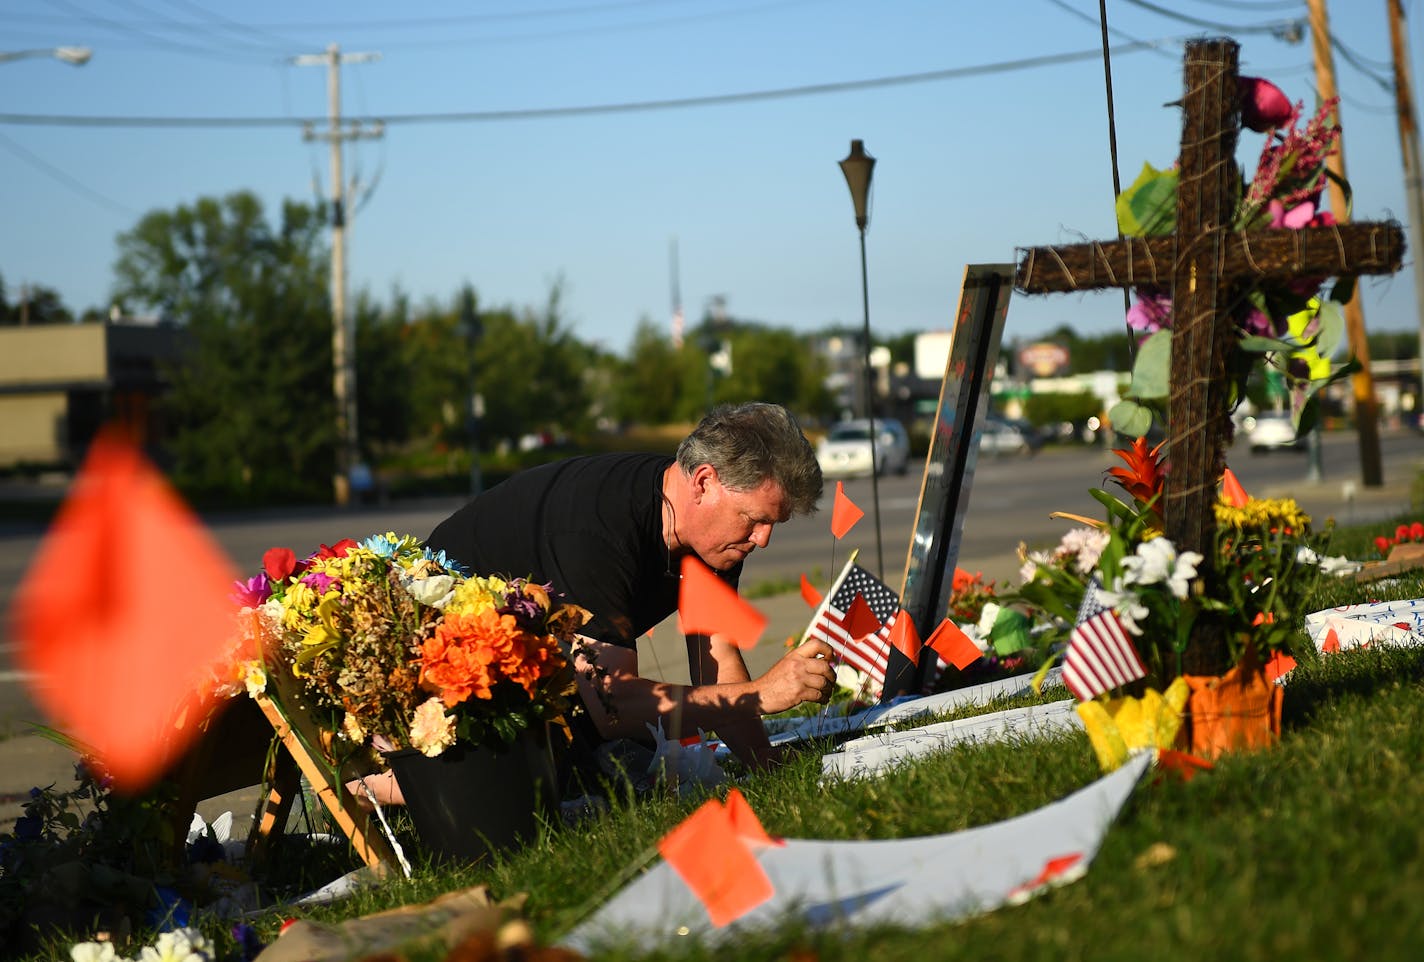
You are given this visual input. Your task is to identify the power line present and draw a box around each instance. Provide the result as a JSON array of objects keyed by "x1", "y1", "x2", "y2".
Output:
[
  {"x1": 0, "y1": 129, "x2": 138, "y2": 216},
  {"x1": 1119, "y1": 0, "x2": 1304, "y2": 36},
  {"x1": 1041, "y1": 0, "x2": 1176, "y2": 60},
  {"x1": 0, "y1": 36, "x2": 1185, "y2": 130},
  {"x1": 40, "y1": 0, "x2": 280, "y2": 63}
]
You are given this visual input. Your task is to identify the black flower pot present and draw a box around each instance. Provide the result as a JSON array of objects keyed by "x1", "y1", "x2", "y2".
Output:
[{"x1": 384, "y1": 730, "x2": 558, "y2": 864}]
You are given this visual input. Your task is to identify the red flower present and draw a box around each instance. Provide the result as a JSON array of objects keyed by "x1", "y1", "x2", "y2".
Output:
[
  {"x1": 1376, "y1": 536, "x2": 1394, "y2": 556},
  {"x1": 1238, "y1": 76, "x2": 1292, "y2": 132},
  {"x1": 263, "y1": 547, "x2": 297, "y2": 582},
  {"x1": 312, "y1": 539, "x2": 359, "y2": 560},
  {"x1": 1410, "y1": 522, "x2": 1424, "y2": 541},
  {"x1": 1396, "y1": 525, "x2": 1411, "y2": 543}
]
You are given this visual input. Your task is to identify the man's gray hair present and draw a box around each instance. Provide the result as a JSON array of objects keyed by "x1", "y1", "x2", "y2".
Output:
[{"x1": 676, "y1": 402, "x2": 822, "y2": 516}]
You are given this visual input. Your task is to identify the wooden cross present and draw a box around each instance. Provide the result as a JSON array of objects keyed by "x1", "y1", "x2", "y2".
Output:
[{"x1": 1014, "y1": 38, "x2": 1404, "y2": 673}]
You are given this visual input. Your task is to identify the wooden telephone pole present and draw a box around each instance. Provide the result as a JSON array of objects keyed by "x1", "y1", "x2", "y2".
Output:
[
  {"x1": 293, "y1": 44, "x2": 382, "y2": 506},
  {"x1": 1386, "y1": 0, "x2": 1424, "y2": 412},
  {"x1": 1306, "y1": 0, "x2": 1385, "y2": 485}
]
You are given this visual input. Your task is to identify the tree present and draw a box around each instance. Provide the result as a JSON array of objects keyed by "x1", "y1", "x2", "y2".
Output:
[
  {"x1": 111, "y1": 191, "x2": 334, "y2": 503},
  {"x1": 471, "y1": 281, "x2": 593, "y2": 447},
  {"x1": 0, "y1": 276, "x2": 75, "y2": 325}
]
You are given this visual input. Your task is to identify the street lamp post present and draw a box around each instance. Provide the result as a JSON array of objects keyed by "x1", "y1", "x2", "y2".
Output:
[
  {"x1": 838, "y1": 139, "x2": 885, "y2": 580},
  {"x1": 0, "y1": 47, "x2": 91, "y2": 66}
]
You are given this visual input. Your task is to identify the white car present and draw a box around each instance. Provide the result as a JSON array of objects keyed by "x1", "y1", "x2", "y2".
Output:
[
  {"x1": 1246, "y1": 411, "x2": 1306, "y2": 452},
  {"x1": 816, "y1": 418, "x2": 911, "y2": 477}
]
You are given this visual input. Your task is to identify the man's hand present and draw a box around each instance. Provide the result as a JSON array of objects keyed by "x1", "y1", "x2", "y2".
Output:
[{"x1": 754, "y1": 638, "x2": 836, "y2": 715}]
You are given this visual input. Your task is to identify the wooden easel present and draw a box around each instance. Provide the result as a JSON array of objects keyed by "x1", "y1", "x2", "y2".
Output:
[{"x1": 167, "y1": 692, "x2": 398, "y2": 877}]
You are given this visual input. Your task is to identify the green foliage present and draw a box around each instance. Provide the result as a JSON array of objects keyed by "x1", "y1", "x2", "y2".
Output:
[
  {"x1": 1115, "y1": 162, "x2": 1178, "y2": 237},
  {"x1": 112, "y1": 192, "x2": 335, "y2": 505},
  {"x1": 0, "y1": 762, "x2": 176, "y2": 954},
  {"x1": 1022, "y1": 391, "x2": 1102, "y2": 427}
]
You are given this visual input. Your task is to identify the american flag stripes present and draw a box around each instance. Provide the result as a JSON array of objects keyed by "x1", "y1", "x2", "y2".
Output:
[
  {"x1": 803, "y1": 560, "x2": 899, "y2": 687},
  {"x1": 1061, "y1": 608, "x2": 1147, "y2": 702}
]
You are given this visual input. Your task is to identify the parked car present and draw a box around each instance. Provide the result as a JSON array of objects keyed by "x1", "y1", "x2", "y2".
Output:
[
  {"x1": 979, "y1": 415, "x2": 1041, "y2": 455},
  {"x1": 1245, "y1": 411, "x2": 1306, "y2": 452},
  {"x1": 816, "y1": 418, "x2": 911, "y2": 477}
]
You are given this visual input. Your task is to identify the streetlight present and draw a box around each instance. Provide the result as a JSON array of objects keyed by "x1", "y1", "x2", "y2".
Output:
[
  {"x1": 0, "y1": 47, "x2": 92, "y2": 66},
  {"x1": 838, "y1": 139, "x2": 885, "y2": 580}
]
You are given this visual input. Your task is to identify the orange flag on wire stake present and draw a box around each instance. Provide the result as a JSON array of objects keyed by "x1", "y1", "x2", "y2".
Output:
[
  {"x1": 841, "y1": 592, "x2": 882, "y2": 641},
  {"x1": 887, "y1": 611, "x2": 922, "y2": 662},
  {"x1": 658, "y1": 788, "x2": 778, "y2": 927},
  {"x1": 678, "y1": 555, "x2": 767, "y2": 649},
  {"x1": 830, "y1": 481, "x2": 863, "y2": 539},
  {"x1": 9, "y1": 430, "x2": 241, "y2": 791},
  {"x1": 926, "y1": 618, "x2": 983, "y2": 670},
  {"x1": 1221, "y1": 467, "x2": 1249, "y2": 507},
  {"x1": 799, "y1": 573, "x2": 822, "y2": 609}
]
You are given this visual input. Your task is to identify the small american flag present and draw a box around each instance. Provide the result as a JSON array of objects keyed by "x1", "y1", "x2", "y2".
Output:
[
  {"x1": 803, "y1": 560, "x2": 898, "y2": 687},
  {"x1": 1061, "y1": 607, "x2": 1146, "y2": 702}
]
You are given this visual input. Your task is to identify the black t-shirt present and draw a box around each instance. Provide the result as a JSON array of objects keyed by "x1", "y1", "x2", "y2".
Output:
[{"x1": 426, "y1": 452, "x2": 741, "y2": 649}]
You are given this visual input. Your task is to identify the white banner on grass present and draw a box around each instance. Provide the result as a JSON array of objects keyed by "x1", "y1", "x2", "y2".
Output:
[
  {"x1": 1305, "y1": 598, "x2": 1424, "y2": 653},
  {"x1": 562, "y1": 752, "x2": 1152, "y2": 952},
  {"x1": 820, "y1": 699, "x2": 1082, "y2": 782},
  {"x1": 764, "y1": 667, "x2": 1066, "y2": 748}
]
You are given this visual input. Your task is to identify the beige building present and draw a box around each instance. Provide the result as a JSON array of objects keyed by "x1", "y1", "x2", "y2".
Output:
[{"x1": 0, "y1": 320, "x2": 183, "y2": 468}]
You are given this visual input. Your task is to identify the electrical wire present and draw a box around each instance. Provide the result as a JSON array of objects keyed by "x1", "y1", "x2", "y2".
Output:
[
  {"x1": 1041, "y1": 0, "x2": 1175, "y2": 60},
  {"x1": 39, "y1": 0, "x2": 280, "y2": 64},
  {"x1": 0, "y1": 129, "x2": 138, "y2": 216},
  {"x1": 0, "y1": 35, "x2": 1191, "y2": 129},
  {"x1": 1119, "y1": 0, "x2": 1303, "y2": 35}
]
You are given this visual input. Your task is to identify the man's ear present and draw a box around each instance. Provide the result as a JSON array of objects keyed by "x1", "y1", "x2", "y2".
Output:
[{"x1": 688, "y1": 463, "x2": 719, "y2": 502}]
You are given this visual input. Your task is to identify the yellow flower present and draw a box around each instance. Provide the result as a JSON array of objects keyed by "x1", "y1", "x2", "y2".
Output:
[{"x1": 446, "y1": 574, "x2": 509, "y2": 615}]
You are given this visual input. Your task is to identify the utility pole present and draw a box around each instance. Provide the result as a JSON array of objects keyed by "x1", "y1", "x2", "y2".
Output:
[
  {"x1": 1306, "y1": 0, "x2": 1385, "y2": 486},
  {"x1": 1387, "y1": 0, "x2": 1424, "y2": 419},
  {"x1": 293, "y1": 43, "x2": 382, "y2": 506},
  {"x1": 669, "y1": 236, "x2": 684, "y2": 349}
]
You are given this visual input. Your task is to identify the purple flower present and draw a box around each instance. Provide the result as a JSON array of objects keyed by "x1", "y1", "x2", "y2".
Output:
[
  {"x1": 1126, "y1": 288, "x2": 1172, "y2": 334},
  {"x1": 230, "y1": 572, "x2": 272, "y2": 608},
  {"x1": 1238, "y1": 306, "x2": 1277, "y2": 337},
  {"x1": 300, "y1": 571, "x2": 339, "y2": 595}
]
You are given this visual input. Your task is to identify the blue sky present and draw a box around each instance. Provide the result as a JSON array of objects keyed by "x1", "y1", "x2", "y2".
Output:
[{"x1": 2, "y1": 0, "x2": 1420, "y2": 356}]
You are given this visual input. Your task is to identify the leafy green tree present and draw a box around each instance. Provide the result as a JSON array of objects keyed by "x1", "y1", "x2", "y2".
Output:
[
  {"x1": 471, "y1": 282, "x2": 592, "y2": 447},
  {"x1": 112, "y1": 191, "x2": 334, "y2": 503},
  {"x1": 610, "y1": 317, "x2": 709, "y2": 425},
  {"x1": 0, "y1": 279, "x2": 75, "y2": 325}
]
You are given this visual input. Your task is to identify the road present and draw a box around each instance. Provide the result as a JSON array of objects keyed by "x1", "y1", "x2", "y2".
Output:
[{"x1": 0, "y1": 429, "x2": 1419, "y2": 731}]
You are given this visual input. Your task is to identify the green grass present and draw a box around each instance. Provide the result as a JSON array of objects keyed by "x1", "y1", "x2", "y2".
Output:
[{"x1": 20, "y1": 540, "x2": 1424, "y2": 960}]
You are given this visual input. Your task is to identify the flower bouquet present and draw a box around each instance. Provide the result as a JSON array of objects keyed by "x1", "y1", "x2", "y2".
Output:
[
  {"x1": 230, "y1": 533, "x2": 590, "y2": 861},
  {"x1": 1109, "y1": 74, "x2": 1357, "y2": 441},
  {"x1": 1011, "y1": 439, "x2": 1345, "y2": 758}
]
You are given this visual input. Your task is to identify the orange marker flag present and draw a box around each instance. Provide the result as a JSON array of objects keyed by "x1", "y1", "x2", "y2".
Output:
[
  {"x1": 1221, "y1": 467, "x2": 1249, "y2": 508},
  {"x1": 887, "y1": 612, "x2": 921, "y2": 662},
  {"x1": 1321, "y1": 627, "x2": 1341, "y2": 654},
  {"x1": 658, "y1": 791, "x2": 775, "y2": 927},
  {"x1": 799, "y1": 573, "x2": 822, "y2": 609},
  {"x1": 723, "y1": 787, "x2": 783, "y2": 849},
  {"x1": 678, "y1": 555, "x2": 767, "y2": 649},
  {"x1": 1264, "y1": 650, "x2": 1296, "y2": 684},
  {"x1": 830, "y1": 481, "x2": 863, "y2": 539},
  {"x1": 9, "y1": 430, "x2": 241, "y2": 791},
  {"x1": 841, "y1": 592, "x2": 881, "y2": 641},
  {"x1": 926, "y1": 618, "x2": 983, "y2": 670}
]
